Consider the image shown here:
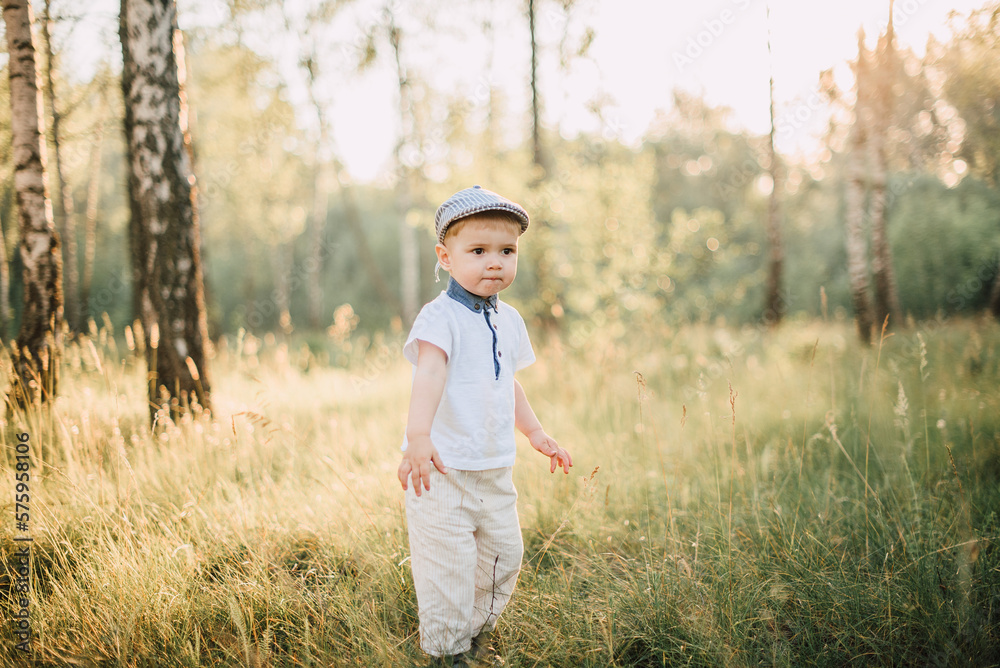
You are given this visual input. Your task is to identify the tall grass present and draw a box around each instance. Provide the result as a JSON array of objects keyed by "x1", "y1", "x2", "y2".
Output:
[{"x1": 0, "y1": 316, "x2": 997, "y2": 666}]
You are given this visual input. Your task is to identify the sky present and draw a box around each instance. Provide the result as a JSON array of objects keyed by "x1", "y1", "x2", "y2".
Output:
[{"x1": 46, "y1": 0, "x2": 995, "y2": 182}]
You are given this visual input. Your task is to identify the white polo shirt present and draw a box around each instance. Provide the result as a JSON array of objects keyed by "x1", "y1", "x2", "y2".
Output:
[{"x1": 401, "y1": 278, "x2": 536, "y2": 470}]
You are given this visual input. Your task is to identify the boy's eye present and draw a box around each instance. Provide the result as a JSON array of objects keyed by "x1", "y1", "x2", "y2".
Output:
[
  {"x1": 502, "y1": 248, "x2": 516, "y2": 255},
  {"x1": 472, "y1": 248, "x2": 484, "y2": 255}
]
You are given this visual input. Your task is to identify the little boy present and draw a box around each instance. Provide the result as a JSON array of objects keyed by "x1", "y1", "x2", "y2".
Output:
[{"x1": 399, "y1": 185, "x2": 572, "y2": 666}]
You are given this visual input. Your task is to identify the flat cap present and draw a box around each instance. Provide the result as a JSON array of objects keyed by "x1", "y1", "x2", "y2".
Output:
[{"x1": 434, "y1": 185, "x2": 529, "y2": 242}]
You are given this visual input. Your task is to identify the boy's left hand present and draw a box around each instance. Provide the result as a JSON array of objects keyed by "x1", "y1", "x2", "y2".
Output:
[{"x1": 527, "y1": 429, "x2": 572, "y2": 474}]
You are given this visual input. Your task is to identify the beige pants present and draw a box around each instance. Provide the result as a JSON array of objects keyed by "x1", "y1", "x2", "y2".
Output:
[{"x1": 405, "y1": 466, "x2": 523, "y2": 657}]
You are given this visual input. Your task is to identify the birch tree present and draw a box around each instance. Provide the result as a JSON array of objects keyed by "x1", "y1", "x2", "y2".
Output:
[
  {"x1": 528, "y1": 0, "x2": 548, "y2": 182},
  {"x1": 3, "y1": 0, "x2": 64, "y2": 407},
  {"x1": 0, "y1": 71, "x2": 11, "y2": 339},
  {"x1": 844, "y1": 29, "x2": 875, "y2": 343},
  {"x1": 120, "y1": 0, "x2": 211, "y2": 421},
  {"x1": 286, "y1": 2, "x2": 400, "y2": 328},
  {"x1": 79, "y1": 110, "x2": 106, "y2": 326},
  {"x1": 40, "y1": 0, "x2": 80, "y2": 332},
  {"x1": 763, "y1": 3, "x2": 783, "y2": 325},
  {"x1": 387, "y1": 7, "x2": 420, "y2": 326},
  {"x1": 301, "y1": 47, "x2": 329, "y2": 331},
  {"x1": 869, "y1": 3, "x2": 902, "y2": 330},
  {"x1": 526, "y1": 0, "x2": 559, "y2": 332},
  {"x1": 0, "y1": 181, "x2": 10, "y2": 338}
]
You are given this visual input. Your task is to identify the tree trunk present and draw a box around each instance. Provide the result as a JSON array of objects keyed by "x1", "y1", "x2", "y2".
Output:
[
  {"x1": 763, "y1": 3, "x2": 784, "y2": 326},
  {"x1": 870, "y1": 8, "x2": 902, "y2": 329},
  {"x1": 845, "y1": 31, "x2": 874, "y2": 345},
  {"x1": 275, "y1": 239, "x2": 292, "y2": 332},
  {"x1": 79, "y1": 116, "x2": 105, "y2": 329},
  {"x1": 526, "y1": 0, "x2": 559, "y2": 333},
  {"x1": 868, "y1": 129, "x2": 901, "y2": 329},
  {"x1": 528, "y1": 0, "x2": 547, "y2": 182},
  {"x1": 306, "y1": 167, "x2": 327, "y2": 330},
  {"x1": 389, "y1": 13, "x2": 419, "y2": 326},
  {"x1": 121, "y1": 0, "x2": 211, "y2": 422},
  {"x1": 481, "y1": 1, "x2": 498, "y2": 185},
  {"x1": 302, "y1": 52, "x2": 327, "y2": 332},
  {"x1": 3, "y1": 0, "x2": 64, "y2": 409},
  {"x1": 41, "y1": 0, "x2": 80, "y2": 334},
  {"x1": 0, "y1": 201, "x2": 9, "y2": 339},
  {"x1": 399, "y1": 198, "x2": 419, "y2": 325}
]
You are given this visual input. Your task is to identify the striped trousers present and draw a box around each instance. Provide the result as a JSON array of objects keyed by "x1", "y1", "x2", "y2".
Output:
[{"x1": 405, "y1": 466, "x2": 523, "y2": 657}]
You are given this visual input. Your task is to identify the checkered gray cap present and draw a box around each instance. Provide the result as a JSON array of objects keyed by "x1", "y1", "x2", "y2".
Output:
[{"x1": 434, "y1": 185, "x2": 529, "y2": 242}]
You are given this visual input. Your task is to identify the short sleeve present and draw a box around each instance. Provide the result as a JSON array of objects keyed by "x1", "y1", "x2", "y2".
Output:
[
  {"x1": 403, "y1": 299, "x2": 453, "y2": 365},
  {"x1": 515, "y1": 313, "x2": 536, "y2": 371}
]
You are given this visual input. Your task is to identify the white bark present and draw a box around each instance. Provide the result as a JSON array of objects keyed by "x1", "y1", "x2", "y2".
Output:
[
  {"x1": 870, "y1": 15, "x2": 902, "y2": 329},
  {"x1": 121, "y1": 0, "x2": 211, "y2": 420},
  {"x1": 846, "y1": 33, "x2": 874, "y2": 344},
  {"x1": 764, "y1": 3, "x2": 783, "y2": 325},
  {"x1": 41, "y1": 0, "x2": 79, "y2": 331},
  {"x1": 389, "y1": 12, "x2": 420, "y2": 326},
  {"x1": 3, "y1": 0, "x2": 64, "y2": 404}
]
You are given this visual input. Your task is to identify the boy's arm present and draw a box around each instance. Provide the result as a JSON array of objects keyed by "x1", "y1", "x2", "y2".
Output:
[
  {"x1": 399, "y1": 340, "x2": 448, "y2": 495},
  {"x1": 514, "y1": 379, "x2": 572, "y2": 474}
]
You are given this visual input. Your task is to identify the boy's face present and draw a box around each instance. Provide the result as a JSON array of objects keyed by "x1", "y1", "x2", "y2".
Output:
[{"x1": 436, "y1": 216, "x2": 520, "y2": 298}]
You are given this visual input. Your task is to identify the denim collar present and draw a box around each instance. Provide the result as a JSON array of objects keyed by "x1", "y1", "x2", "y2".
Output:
[{"x1": 446, "y1": 277, "x2": 498, "y2": 313}]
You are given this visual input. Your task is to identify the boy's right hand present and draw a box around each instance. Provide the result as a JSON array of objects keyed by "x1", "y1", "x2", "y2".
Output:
[{"x1": 398, "y1": 435, "x2": 447, "y2": 496}]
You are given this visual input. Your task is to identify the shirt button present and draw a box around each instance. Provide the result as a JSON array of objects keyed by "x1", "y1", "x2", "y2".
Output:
[
  {"x1": 474, "y1": 304, "x2": 480, "y2": 310},
  {"x1": 498, "y1": 352, "x2": 502, "y2": 357}
]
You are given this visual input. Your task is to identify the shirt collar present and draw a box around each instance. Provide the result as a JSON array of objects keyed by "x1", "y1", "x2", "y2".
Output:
[{"x1": 446, "y1": 277, "x2": 498, "y2": 313}]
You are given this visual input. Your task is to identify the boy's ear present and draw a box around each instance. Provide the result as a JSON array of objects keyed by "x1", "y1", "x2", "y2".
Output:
[{"x1": 435, "y1": 242, "x2": 451, "y2": 271}]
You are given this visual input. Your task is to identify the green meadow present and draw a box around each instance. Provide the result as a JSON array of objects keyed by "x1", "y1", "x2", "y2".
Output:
[{"x1": 1, "y1": 317, "x2": 998, "y2": 666}]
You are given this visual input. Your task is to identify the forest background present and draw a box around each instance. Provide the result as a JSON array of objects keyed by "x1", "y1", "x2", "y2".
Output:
[{"x1": 2, "y1": 0, "x2": 1000, "y2": 345}]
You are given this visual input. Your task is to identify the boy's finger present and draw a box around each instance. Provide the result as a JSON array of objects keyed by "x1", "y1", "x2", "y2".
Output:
[
  {"x1": 398, "y1": 461, "x2": 410, "y2": 489},
  {"x1": 431, "y1": 450, "x2": 447, "y2": 474},
  {"x1": 411, "y1": 468, "x2": 424, "y2": 496},
  {"x1": 550, "y1": 455, "x2": 557, "y2": 473}
]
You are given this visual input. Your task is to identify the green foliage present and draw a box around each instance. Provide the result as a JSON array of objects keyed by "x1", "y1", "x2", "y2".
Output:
[
  {"x1": 5, "y1": 5, "x2": 1000, "y2": 343},
  {"x1": 937, "y1": 4, "x2": 1000, "y2": 187},
  {"x1": 890, "y1": 175, "x2": 1000, "y2": 317}
]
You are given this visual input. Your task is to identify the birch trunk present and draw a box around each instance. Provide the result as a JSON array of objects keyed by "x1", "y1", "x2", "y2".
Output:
[
  {"x1": 3, "y1": 0, "x2": 64, "y2": 408},
  {"x1": 0, "y1": 203, "x2": 9, "y2": 338},
  {"x1": 868, "y1": 126, "x2": 900, "y2": 329},
  {"x1": 870, "y1": 13, "x2": 902, "y2": 329},
  {"x1": 306, "y1": 165, "x2": 327, "y2": 330},
  {"x1": 275, "y1": 239, "x2": 291, "y2": 332},
  {"x1": 528, "y1": 0, "x2": 546, "y2": 182},
  {"x1": 845, "y1": 32, "x2": 874, "y2": 344},
  {"x1": 121, "y1": 0, "x2": 211, "y2": 422},
  {"x1": 79, "y1": 116, "x2": 105, "y2": 328},
  {"x1": 763, "y1": 4, "x2": 784, "y2": 326},
  {"x1": 303, "y1": 56, "x2": 327, "y2": 331},
  {"x1": 290, "y1": 10, "x2": 394, "y2": 327},
  {"x1": 527, "y1": 0, "x2": 558, "y2": 333},
  {"x1": 389, "y1": 13, "x2": 419, "y2": 326},
  {"x1": 41, "y1": 0, "x2": 79, "y2": 333},
  {"x1": 481, "y1": 0, "x2": 498, "y2": 185}
]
